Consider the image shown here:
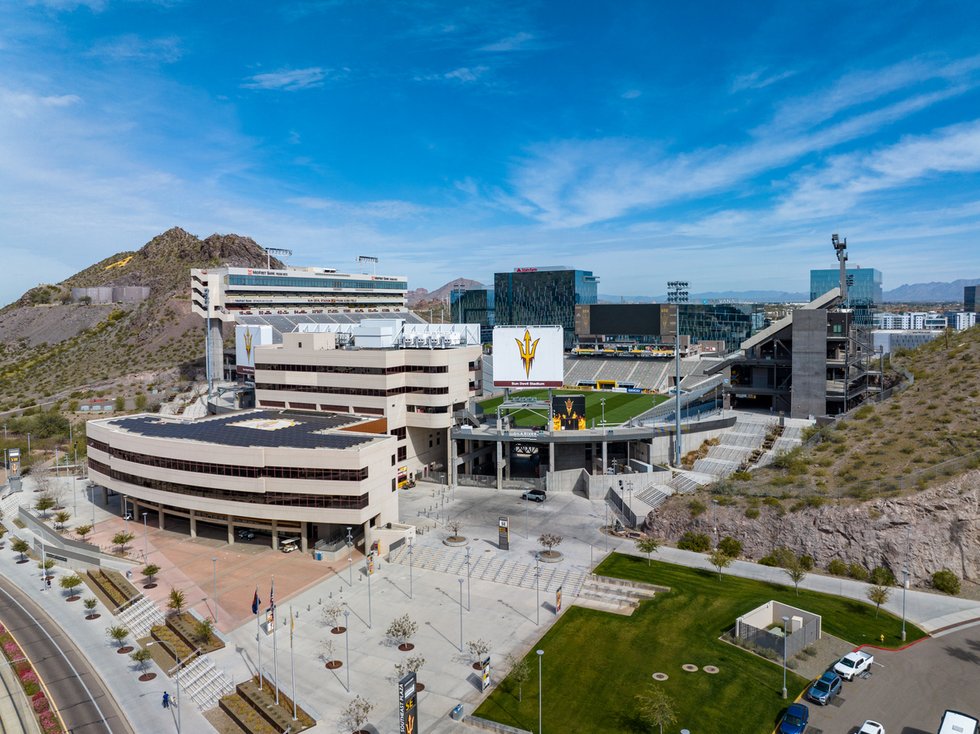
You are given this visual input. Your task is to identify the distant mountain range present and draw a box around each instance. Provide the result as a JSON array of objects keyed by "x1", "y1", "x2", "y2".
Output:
[{"x1": 881, "y1": 278, "x2": 980, "y2": 303}]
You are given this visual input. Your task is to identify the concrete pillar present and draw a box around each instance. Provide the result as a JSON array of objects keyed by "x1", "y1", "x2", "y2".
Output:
[
  {"x1": 189, "y1": 510, "x2": 197, "y2": 539},
  {"x1": 227, "y1": 517, "x2": 235, "y2": 545},
  {"x1": 504, "y1": 442, "x2": 511, "y2": 480},
  {"x1": 495, "y1": 439, "x2": 503, "y2": 491},
  {"x1": 271, "y1": 520, "x2": 279, "y2": 550},
  {"x1": 159, "y1": 509, "x2": 166, "y2": 531},
  {"x1": 602, "y1": 440, "x2": 608, "y2": 475},
  {"x1": 300, "y1": 522, "x2": 308, "y2": 553},
  {"x1": 101, "y1": 486, "x2": 109, "y2": 504},
  {"x1": 550, "y1": 442, "x2": 556, "y2": 474}
]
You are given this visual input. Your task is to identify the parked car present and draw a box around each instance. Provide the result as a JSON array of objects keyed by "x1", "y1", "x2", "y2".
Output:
[
  {"x1": 778, "y1": 703, "x2": 810, "y2": 734},
  {"x1": 858, "y1": 721, "x2": 885, "y2": 734},
  {"x1": 521, "y1": 489, "x2": 547, "y2": 502},
  {"x1": 236, "y1": 529, "x2": 255, "y2": 541},
  {"x1": 807, "y1": 670, "x2": 843, "y2": 705},
  {"x1": 834, "y1": 650, "x2": 874, "y2": 681}
]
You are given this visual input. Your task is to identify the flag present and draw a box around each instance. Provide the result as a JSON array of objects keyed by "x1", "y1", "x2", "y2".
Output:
[
  {"x1": 251, "y1": 588, "x2": 260, "y2": 615},
  {"x1": 270, "y1": 578, "x2": 275, "y2": 611}
]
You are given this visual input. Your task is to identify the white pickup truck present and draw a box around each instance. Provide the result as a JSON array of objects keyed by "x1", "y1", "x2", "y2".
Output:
[{"x1": 834, "y1": 651, "x2": 874, "y2": 681}]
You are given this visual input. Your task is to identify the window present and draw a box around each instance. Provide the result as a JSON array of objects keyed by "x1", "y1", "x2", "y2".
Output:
[{"x1": 398, "y1": 446, "x2": 407, "y2": 461}]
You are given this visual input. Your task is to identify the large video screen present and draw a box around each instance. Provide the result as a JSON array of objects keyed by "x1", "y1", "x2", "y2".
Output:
[
  {"x1": 587, "y1": 304, "x2": 663, "y2": 336},
  {"x1": 552, "y1": 395, "x2": 586, "y2": 431}
]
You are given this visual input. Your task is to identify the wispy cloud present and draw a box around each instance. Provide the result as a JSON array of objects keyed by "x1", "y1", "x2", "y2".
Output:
[
  {"x1": 28, "y1": 0, "x2": 107, "y2": 10},
  {"x1": 88, "y1": 34, "x2": 182, "y2": 63},
  {"x1": 242, "y1": 67, "x2": 327, "y2": 91},
  {"x1": 415, "y1": 65, "x2": 490, "y2": 84},
  {"x1": 731, "y1": 67, "x2": 797, "y2": 93},
  {"x1": 621, "y1": 89, "x2": 642, "y2": 100},
  {"x1": 0, "y1": 87, "x2": 81, "y2": 118},
  {"x1": 288, "y1": 196, "x2": 428, "y2": 220},
  {"x1": 479, "y1": 31, "x2": 535, "y2": 52}
]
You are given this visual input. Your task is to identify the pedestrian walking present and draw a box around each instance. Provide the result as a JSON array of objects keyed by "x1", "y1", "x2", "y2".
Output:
[{"x1": 162, "y1": 691, "x2": 170, "y2": 708}]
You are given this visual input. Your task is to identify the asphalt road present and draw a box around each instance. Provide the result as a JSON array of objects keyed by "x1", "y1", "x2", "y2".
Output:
[{"x1": 0, "y1": 575, "x2": 134, "y2": 734}]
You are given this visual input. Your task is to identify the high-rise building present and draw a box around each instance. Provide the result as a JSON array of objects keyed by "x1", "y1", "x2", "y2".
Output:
[
  {"x1": 494, "y1": 267, "x2": 599, "y2": 349},
  {"x1": 810, "y1": 267, "x2": 882, "y2": 327},
  {"x1": 451, "y1": 287, "x2": 495, "y2": 342},
  {"x1": 966, "y1": 285, "x2": 979, "y2": 313}
]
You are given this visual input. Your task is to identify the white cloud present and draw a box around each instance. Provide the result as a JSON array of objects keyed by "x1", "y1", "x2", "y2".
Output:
[
  {"x1": 88, "y1": 34, "x2": 182, "y2": 63},
  {"x1": 287, "y1": 197, "x2": 428, "y2": 220},
  {"x1": 0, "y1": 87, "x2": 81, "y2": 118},
  {"x1": 479, "y1": 31, "x2": 535, "y2": 52},
  {"x1": 28, "y1": 0, "x2": 107, "y2": 10},
  {"x1": 242, "y1": 67, "x2": 327, "y2": 91},
  {"x1": 443, "y1": 66, "x2": 489, "y2": 83},
  {"x1": 731, "y1": 67, "x2": 797, "y2": 93},
  {"x1": 621, "y1": 89, "x2": 642, "y2": 100}
]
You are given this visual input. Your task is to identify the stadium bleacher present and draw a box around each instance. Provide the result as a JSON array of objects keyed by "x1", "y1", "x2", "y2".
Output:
[{"x1": 562, "y1": 357, "x2": 678, "y2": 391}]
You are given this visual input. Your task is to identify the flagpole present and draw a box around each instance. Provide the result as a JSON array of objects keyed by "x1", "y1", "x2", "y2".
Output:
[
  {"x1": 255, "y1": 588, "x2": 263, "y2": 690},
  {"x1": 272, "y1": 577, "x2": 279, "y2": 704},
  {"x1": 290, "y1": 604, "x2": 297, "y2": 721}
]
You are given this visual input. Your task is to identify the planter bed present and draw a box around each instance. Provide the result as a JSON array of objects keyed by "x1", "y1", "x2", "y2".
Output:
[
  {"x1": 237, "y1": 678, "x2": 315, "y2": 733},
  {"x1": 219, "y1": 693, "x2": 278, "y2": 734}
]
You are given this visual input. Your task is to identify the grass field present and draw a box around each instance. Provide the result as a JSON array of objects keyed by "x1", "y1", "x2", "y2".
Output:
[
  {"x1": 478, "y1": 389, "x2": 668, "y2": 427},
  {"x1": 475, "y1": 554, "x2": 925, "y2": 734}
]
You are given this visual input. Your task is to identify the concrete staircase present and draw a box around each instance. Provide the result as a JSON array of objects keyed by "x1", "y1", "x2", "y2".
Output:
[
  {"x1": 118, "y1": 596, "x2": 165, "y2": 639},
  {"x1": 179, "y1": 655, "x2": 235, "y2": 711},
  {"x1": 575, "y1": 575, "x2": 664, "y2": 614}
]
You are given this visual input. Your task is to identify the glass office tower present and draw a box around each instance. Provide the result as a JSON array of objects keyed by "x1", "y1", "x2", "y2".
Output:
[
  {"x1": 966, "y1": 285, "x2": 978, "y2": 313},
  {"x1": 451, "y1": 287, "x2": 495, "y2": 342},
  {"x1": 494, "y1": 268, "x2": 599, "y2": 349},
  {"x1": 810, "y1": 267, "x2": 882, "y2": 327}
]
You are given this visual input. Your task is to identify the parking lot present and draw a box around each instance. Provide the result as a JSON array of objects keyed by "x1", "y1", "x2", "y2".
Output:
[{"x1": 802, "y1": 625, "x2": 980, "y2": 733}]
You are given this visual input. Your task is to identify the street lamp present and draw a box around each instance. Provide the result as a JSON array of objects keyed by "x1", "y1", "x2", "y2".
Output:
[
  {"x1": 212, "y1": 557, "x2": 218, "y2": 625},
  {"x1": 781, "y1": 615, "x2": 789, "y2": 699},
  {"x1": 537, "y1": 649, "x2": 544, "y2": 734},
  {"x1": 366, "y1": 555, "x2": 373, "y2": 629},
  {"x1": 343, "y1": 609, "x2": 351, "y2": 692},
  {"x1": 346, "y1": 527, "x2": 353, "y2": 587},
  {"x1": 408, "y1": 540, "x2": 414, "y2": 600},
  {"x1": 535, "y1": 559, "x2": 540, "y2": 626},
  {"x1": 142, "y1": 512, "x2": 149, "y2": 560},
  {"x1": 600, "y1": 398, "x2": 606, "y2": 427},
  {"x1": 148, "y1": 639, "x2": 182, "y2": 733},
  {"x1": 458, "y1": 578, "x2": 464, "y2": 652},
  {"x1": 465, "y1": 547, "x2": 471, "y2": 611}
]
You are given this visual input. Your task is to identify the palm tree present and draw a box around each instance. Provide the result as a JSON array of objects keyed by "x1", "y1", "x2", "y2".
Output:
[
  {"x1": 142, "y1": 563, "x2": 160, "y2": 586},
  {"x1": 74, "y1": 524, "x2": 93, "y2": 542},
  {"x1": 111, "y1": 531, "x2": 135, "y2": 554},
  {"x1": 53, "y1": 510, "x2": 71, "y2": 532},
  {"x1": 83, "y1": 597, "x2": 99, "y2": 619},
  {"x1": 194, "y1": 618, "x2": 214, "y2": 645},
  {"x1": 167, "y1": 588, "x2": 186, "y2": 617},
  {"x1": 130, "y1": 647, "x2": 153, "y2": 677},
  {"x1": 106, "y1": 624, "x2": 130, "y2": 649}
]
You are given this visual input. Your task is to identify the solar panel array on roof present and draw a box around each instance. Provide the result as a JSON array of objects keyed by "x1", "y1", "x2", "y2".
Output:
[
  {"x1": 237, "y1": 310, "x2": 426, "y2": 343},
  {"x1": 109, "y1": 410, "x2": 379, "y2": 450}
]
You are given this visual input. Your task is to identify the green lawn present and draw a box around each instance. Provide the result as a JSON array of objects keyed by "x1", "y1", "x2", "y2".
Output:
[
  {"x1": 476, "y1": 554, "x2": 925, "y2": 734},
  {"x1": 478, "y1": 389, "x2": 667, "y2": 427}
]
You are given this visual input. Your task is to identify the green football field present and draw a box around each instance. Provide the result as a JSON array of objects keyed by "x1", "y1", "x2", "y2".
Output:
[{"x1": 477, "y1": 389, "x2": 667, "y2": 427}]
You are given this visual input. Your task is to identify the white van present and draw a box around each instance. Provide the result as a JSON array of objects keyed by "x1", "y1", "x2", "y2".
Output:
[{"x1": 939, "y1": 710, "x2": 979, "y2": 734}]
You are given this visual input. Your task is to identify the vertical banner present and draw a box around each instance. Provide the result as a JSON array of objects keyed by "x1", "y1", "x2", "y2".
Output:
[
  {"x1": 8, "y1": 448, "x2": 20, "y2": 477},
  {"x1": 498, "y1": 516, "x2": 509, "y2": 550},
  {"x1": 480, "y1": 656, "x2": 492, "y2": 692},
  {"x1": 398, "y1": 671, "x2": 419, "y2": 734},
  {"x1": 556, "y1": 586, "x2": 563, "y2": 614}
]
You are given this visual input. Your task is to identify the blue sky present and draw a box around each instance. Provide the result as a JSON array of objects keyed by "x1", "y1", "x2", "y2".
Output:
[{"x1": 2, "y1": 0, "x2": 980, "y2": 306}]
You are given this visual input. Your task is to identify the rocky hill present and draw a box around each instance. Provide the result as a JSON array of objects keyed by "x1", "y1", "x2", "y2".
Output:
[
  {"x1": 0, "y1": 228, "x2": 281, "y2": 411},
  {"x1": 407, "y1": 278, "x2": 483, "y2": 307}
]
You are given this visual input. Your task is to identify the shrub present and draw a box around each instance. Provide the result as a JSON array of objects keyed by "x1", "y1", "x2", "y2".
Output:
[
  {"x1": 687, "y1": 499, "x2": 707, "y2": 518},
  {"x1": 758, "y1": 547, "x2": 796, "y2": 568},
  {"x1": 870, "y1": 566, "x2": 896, "y2": 586},
  {"x1": 744, "y1": 507, "x2": 760, "y2": 519},
  {"x1": 676, "y1": 532, "x2": 711, "y2": 553},
  {"x1": 932, "y1": 568, "x2": 961, "y2": 595},
  {"x1": 799, "y1": 555, "x2": 815, "y2": 571},
  {"x1": 717, "y1": 536, "x2": 742, "y2": 558},
  {"x1": 847, "y1": 563, "x2": 869, "y2": 581}
]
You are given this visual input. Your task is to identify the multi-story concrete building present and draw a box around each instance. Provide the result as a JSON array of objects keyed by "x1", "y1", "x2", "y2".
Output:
[
  {"x1": 252, "y1": 320, "x2": 482, "y2": 487},
  {"x1": 87, "y1": 409, "x2": 398, "y2": 551},
  {"x1": 872, "y1": 330, "x2": 943, "y2": 355}
]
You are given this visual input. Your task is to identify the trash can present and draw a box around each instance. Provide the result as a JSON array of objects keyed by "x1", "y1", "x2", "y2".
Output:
[
  {"x1": 314, "y1": 551, "x2": 323, "y2": 561},
  {"x1": 450, "y1": 704, "x2": 464, "y2": 720}
]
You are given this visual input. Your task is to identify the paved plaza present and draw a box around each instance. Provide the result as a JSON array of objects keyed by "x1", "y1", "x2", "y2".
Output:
[{"x1": 3, "y1": 474, "x2": 980, "y2": 733}]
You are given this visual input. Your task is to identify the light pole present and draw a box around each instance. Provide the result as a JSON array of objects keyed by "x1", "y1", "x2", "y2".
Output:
[
  {"x1": 535, "y1": 559, "x2": 540, "y2": 626},
  {"x1": 901, "y1": 566, "x2": 909, "y2": 642},
  {"x1": 343, "y1": 609, "x2": 351, "y2": 692},
  {"x1": 781, "y1": 615, "x2": 789, "y2": 699},
  {"x1": 458, "y1": 578, "x2": 464, "y2": 652},
  {"x1": 346, "y1": 527, "x2": 353, "y2": 587},
  {"x1": 465, "y1": 546, "x2": 471, "y2": 611},
  {"x1": 366, "y1": 556, "x2": 372, "y2": 629},
  {"x1": 525, "y1": 493, "x2": 529, "y2": 539},
  {"x1": 149, "y1": 640, "x2": 182, "y2": 733},
  {"x1": 212, "y1": 557, "x2": 218, "y2": 625},
  {"x1": 142, "y1": 512, "x2": 149, "y2": 560},
  {"x1": 408, "y1": 540, "x2": 414, "y2": 599},
  {"x1": 626, "y1": 481, "x2": 634, "y2": 529},
  {"x1": 600, "y1": 398, "x2": 605, "y2": 427},
  {"x1": 537, "y1": 649, "x2": 544, "y2": 734},
  {"x1": 90, "y1": 483, "x2": 96, "y2": 526}
]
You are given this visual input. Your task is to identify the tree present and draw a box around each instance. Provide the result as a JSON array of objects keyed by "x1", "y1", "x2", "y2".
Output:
[
  {"x1": 11, "y1": 537, "x2": 29, "y2": 562},
  {"x1": 142, "y1": 564, "x2": 160, "y2": 585},
  {"x1": 38, "y1": 558, "x2": 55, "y2": 579},
  {"x1": 0, "y1": 525, "x2": 6, "y2": 545},
  {"x1": 167, "y1": 588, "x2": 186, "y2": 617},
  {"x1": 114, "y1": 396, "x2": 125, "y2": 412},
  {"x1": 708, "y1": 549, "x2": 732, "y2": 580},
  {"x1": 538, "y1": 533, "x2": 564, "y2": 557},
  {"x1": 466, "y1": 638, "x2": 491, "y2": 664},
  {"x1": 321, "y1": 601, "x2": 345, "y2": 631},
  {"x1": 60, "y1": 573, "x2": 82, "y2": 599},
  {"x1": 74, "y1": 524, "x2": 93, "y2": 542},
  {"x1": 35, "y1": 495, "x2": 56, "y2": 519},
  {"x1": 784, "y1": 558, "x2": 808, "y2": 596},
  {"x1": 341, "y1": 695, "x2": 375, "y2": 732},
  {"x1": 106, "y1": 624, "x2": 130, "y2": 649},
  {"x1": 131, "y1": 647, "x2": 153, "y2": 675},
  {"x1": 134, "y1": 393, "x2": 148, "y2": 411},
  {"x1": 447, "y1": 518, "x2": 464, "y2": 540},
  {"x1": 112, "y1": 531, "x2": 135, "y2": 554},
  {"x1": 394, "y1": 653, "x2": 426, "y2": 680},
  {"x1": 635, "y1": 536, "x2": 659, "y2": 566},
  {"x1": 194, "y1": 618, "x2": 214, "y2": 645},
  {"x1": 635, "y1": 684, "x2": 676, "y2": 734},
  {"x1": 83, "y1": 597, "x2": 99, "y2": 618},
  {"x1": 54, "y1": 510, "x2": 71, "y2": 532},
  {"x1": 319, "y1": 638, "x2": 337, "y2": 666},
  {"x1": 386, "y1": 614, "x2": 419, "y2": 649},
  {"x1": 506, "y1": 653, "x2": 530, "y2": 702},
  {"x1": 867, "y1": 584, "x2": 891, "y2": 618}
]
